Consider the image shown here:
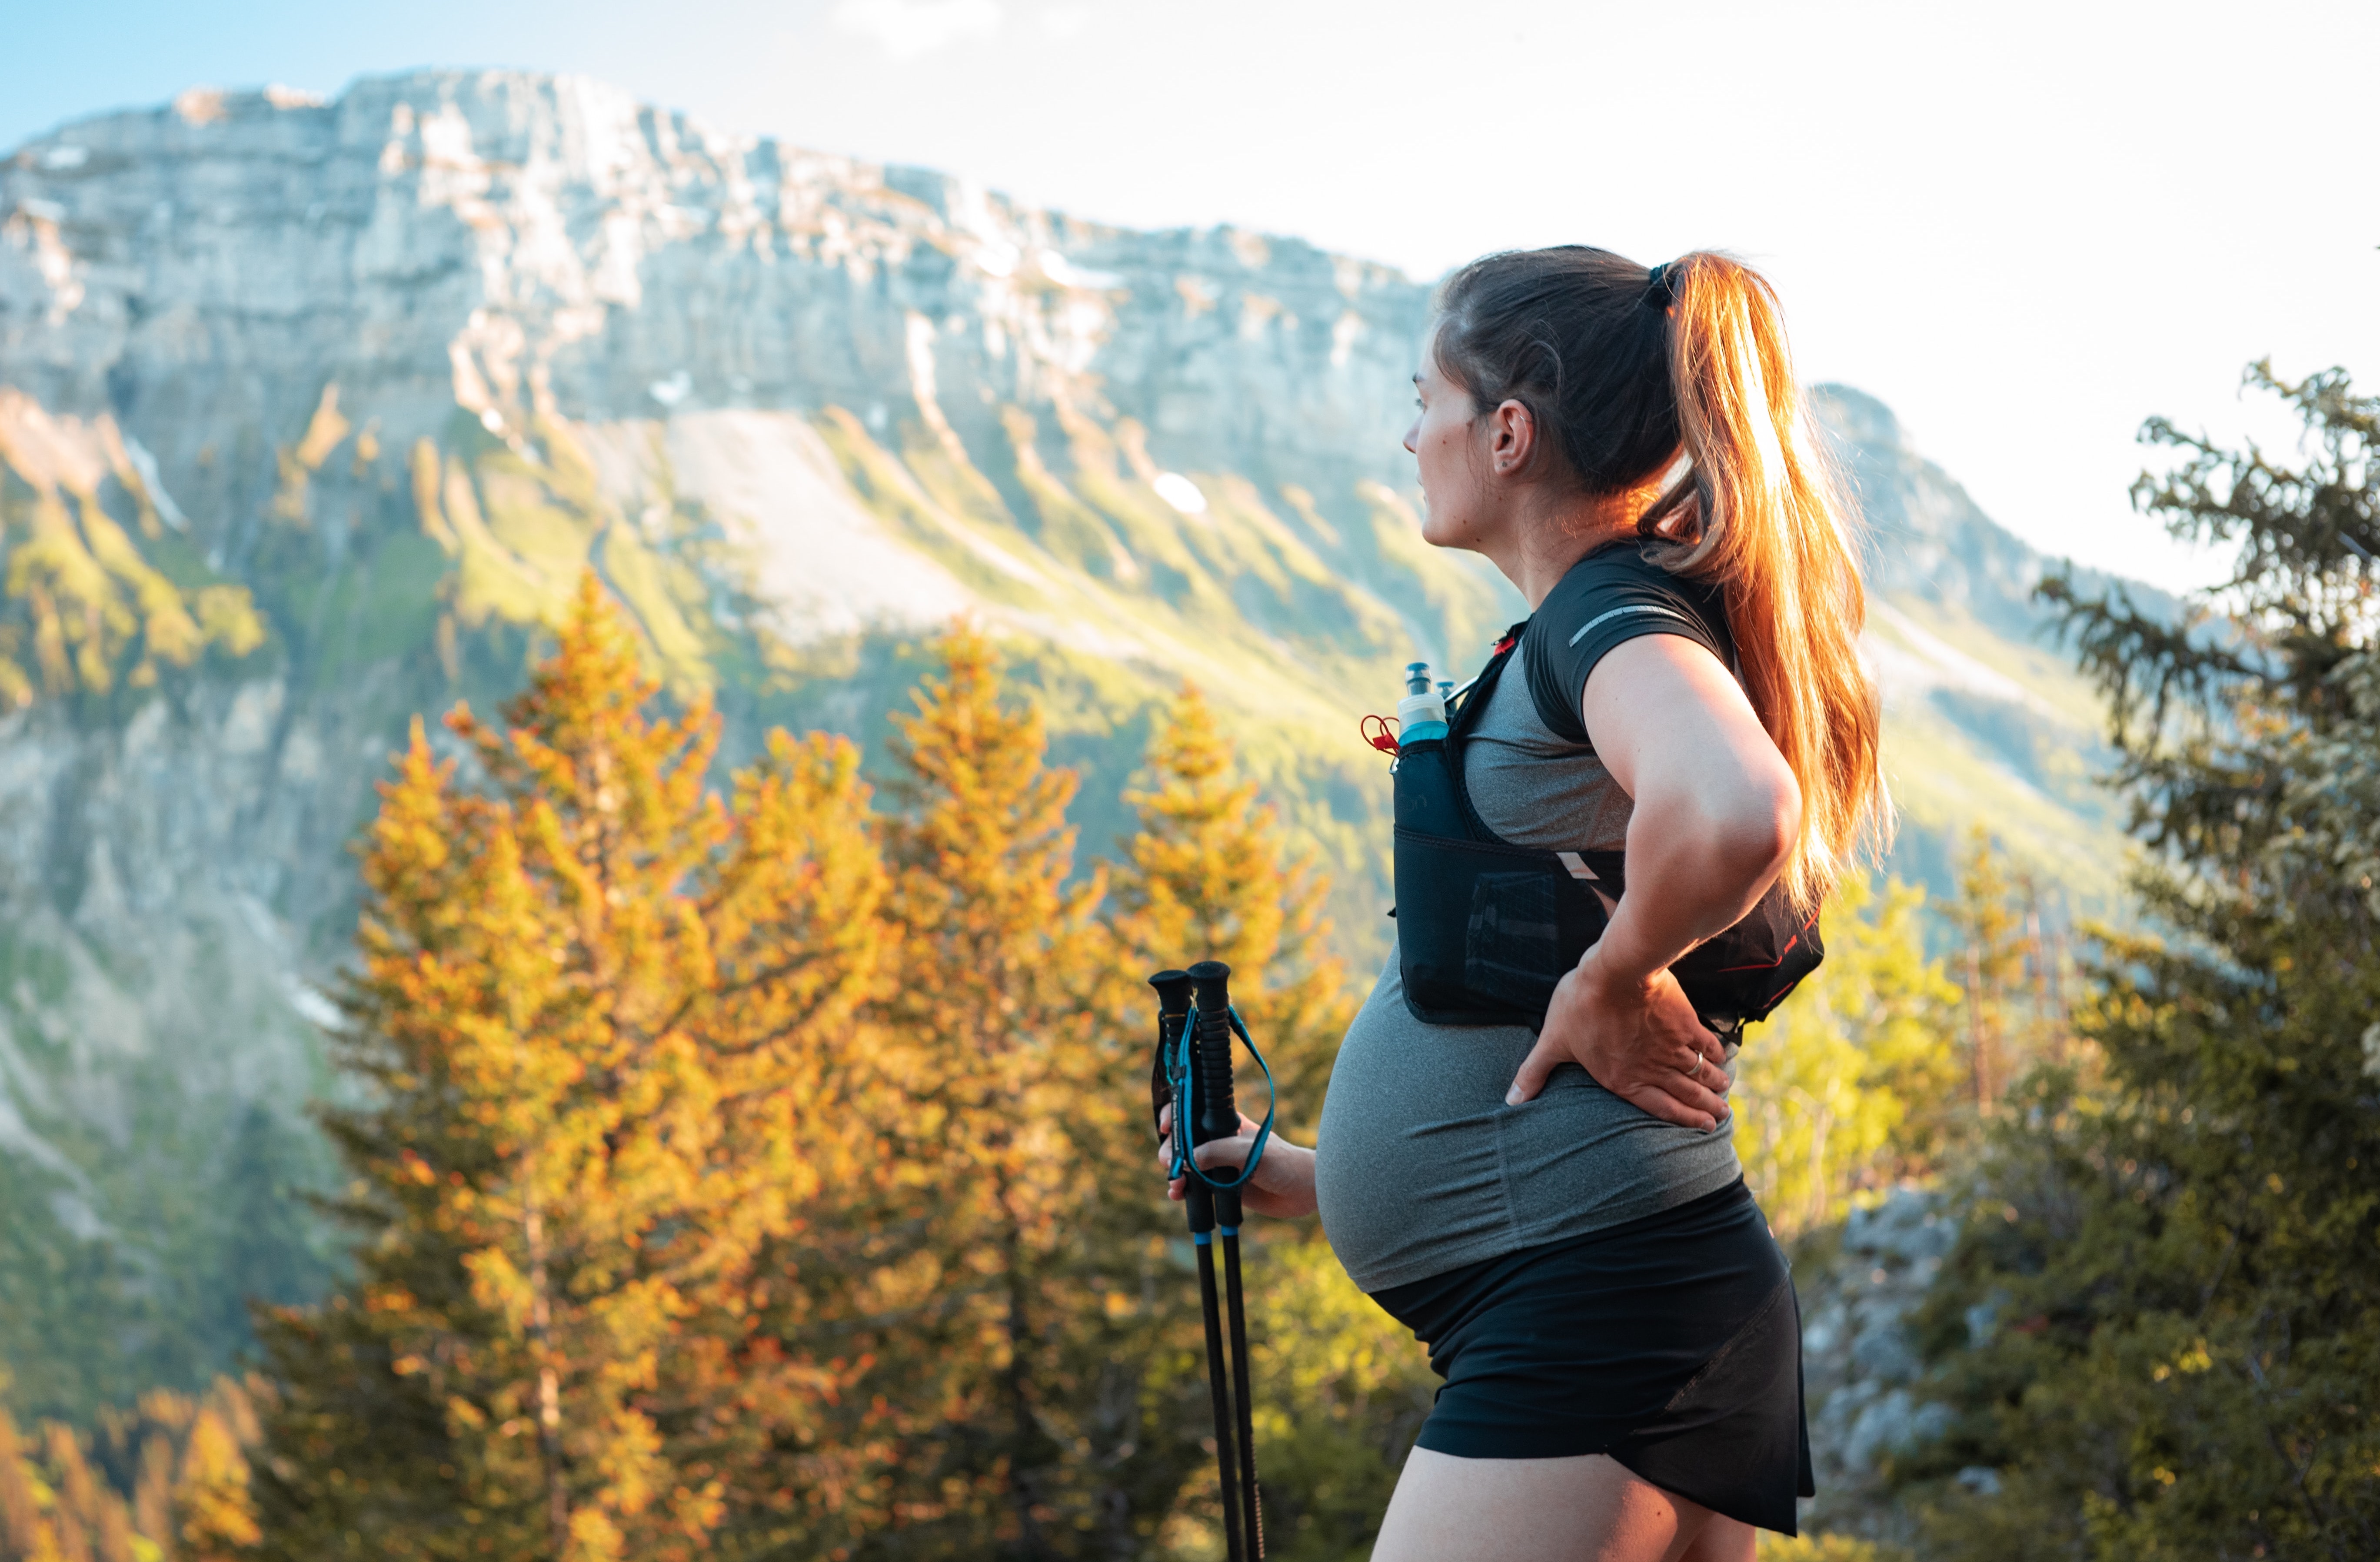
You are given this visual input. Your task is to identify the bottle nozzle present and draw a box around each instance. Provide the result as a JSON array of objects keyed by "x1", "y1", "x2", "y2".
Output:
[{"x1": 1405, "y1": 661, "x2": 1431, "y2": 695}]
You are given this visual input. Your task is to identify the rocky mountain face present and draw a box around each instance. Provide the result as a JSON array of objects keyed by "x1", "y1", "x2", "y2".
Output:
[{"x1": 0, "y1": 69, "x2": 2134, "y2": 1415}]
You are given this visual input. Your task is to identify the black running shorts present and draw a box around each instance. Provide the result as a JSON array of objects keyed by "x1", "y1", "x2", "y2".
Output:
[{"x1": 1370, "y1": 1179, "x2": 1815, "y2": 1535}]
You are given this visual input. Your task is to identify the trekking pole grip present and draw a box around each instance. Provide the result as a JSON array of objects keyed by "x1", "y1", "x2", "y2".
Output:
[
  {"x1": 1185, "y1": 961, "x2": 1238, "y2": 1147},
  {"x1": 1186, "y1": 960, "x2": 1244, "y2": 1226},
  {"x1": 1148, "y1": 969, "x2": 1192, "y2": 1142}
]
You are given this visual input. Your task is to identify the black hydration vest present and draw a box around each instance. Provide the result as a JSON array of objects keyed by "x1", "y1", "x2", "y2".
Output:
[{"x1": 1391, "y1": 624, "x2": 1822, "y2": 1036}]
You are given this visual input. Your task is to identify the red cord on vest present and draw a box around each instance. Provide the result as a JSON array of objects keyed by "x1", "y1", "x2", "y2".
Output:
[{"x1": 1361, "y1": 713, "x2": 1401, "y2": 755}]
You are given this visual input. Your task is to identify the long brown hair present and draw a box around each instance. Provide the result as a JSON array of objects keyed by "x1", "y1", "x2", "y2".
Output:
[{"x1": 1433, "y1": 246, "x2": 1886, "y2": 910}]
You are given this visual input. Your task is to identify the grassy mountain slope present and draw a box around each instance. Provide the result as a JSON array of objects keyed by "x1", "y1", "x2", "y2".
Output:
[{"x1": 1823, "y1": 384, "x2": 2158, "y2": 921}]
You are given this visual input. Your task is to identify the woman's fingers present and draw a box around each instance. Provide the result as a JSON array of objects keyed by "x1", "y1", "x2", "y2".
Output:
[
  {"x1": 1159, "y1": 1112, "x2": 1266, "y2": 1194},
  {"x1": 1666, "y1": 1068, "x2": 1733, "y2": 1125},
  {"x1": 1626, "y1": 1077, "x2": 1728, "y2": 1133},
  {"x1": 1157, "y1": 1128, "x2": 1316, "y2": 1223},
  {"x1": 1677, "y1": 1046, "x2": 1732, "y2": 1094},
  {"x1": 1504, "y1": 1030, "x2": 1568, "y2": 1106},
  {"x1": 1655, "y1": 1017, "x2": 1731, "y2": 1089},
  {"x1": 1628, "y1": 1092, "x2": 1717, "y2": 1132},
  {"x1": 1191, "y1": 1133, "x2": 1255, "y2": 1176}
]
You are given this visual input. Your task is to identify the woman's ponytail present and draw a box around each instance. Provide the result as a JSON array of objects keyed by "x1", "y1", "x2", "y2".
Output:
[
  {"x1": 1647, "y1": 253, "x2": 1887, "y2": 911},
  {"x1": 1432, "y1": 246, "x2": 1888, "y2": 910}
]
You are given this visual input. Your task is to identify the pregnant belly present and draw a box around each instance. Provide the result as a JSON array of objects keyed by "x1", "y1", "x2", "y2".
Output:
[{"x1": 1313, "y1": 952, "x2": 1742, "y2": 1294}]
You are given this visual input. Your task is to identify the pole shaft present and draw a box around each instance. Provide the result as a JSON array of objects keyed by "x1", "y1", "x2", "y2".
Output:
[
  {"x1": 1168, "y1": 963, "x2": 1256, "y2": 1561},
  {"x1": 1223, "y1": 1232, "x2": 1264, "y2": 1557},
  {"x1": 1195, "y1": 1230, "x2": 1245, "y2": 1562}
]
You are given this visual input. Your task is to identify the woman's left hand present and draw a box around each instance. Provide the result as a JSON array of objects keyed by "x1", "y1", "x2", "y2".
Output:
[
  {"x1": 1156, "y1": 1105, "x2": 1319, "y2": 1220},
  {"x1": 1504, "y1": 941, "x2": 1733, "y2": 1130}
]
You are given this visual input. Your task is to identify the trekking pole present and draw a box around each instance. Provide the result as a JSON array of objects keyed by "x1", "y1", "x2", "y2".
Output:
[
  {"x1": 1150, "y1": 969, "x2": 1245, "y2": 1562},
  {"x1": 1187, "y1": 960, "x2": 1265, "y2": 1559}
]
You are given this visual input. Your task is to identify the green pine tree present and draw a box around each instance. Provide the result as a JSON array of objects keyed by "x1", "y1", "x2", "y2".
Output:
[{"x1": 1909, "y1": 364, "x2": 2380, "y2": 1558}]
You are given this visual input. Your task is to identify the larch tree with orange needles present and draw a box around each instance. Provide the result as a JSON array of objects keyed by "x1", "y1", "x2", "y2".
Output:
[
  {"x1": 865, "y1": 624, "x2": 1166, "y2": 1558},
  {"x1": 1109, "y1": 685, "x2": 1355, "y2": 1140},
  {"x1": 251, "y1": 578, "x2": 890, "y2": 1562},
  {"x1": 1106, "y1": 686, "x2": 1396, "y2": 1556}
]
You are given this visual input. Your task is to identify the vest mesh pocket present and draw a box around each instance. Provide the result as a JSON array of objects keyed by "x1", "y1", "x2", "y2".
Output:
[{"x1": 1463, "y1": 871, "x2": 1562, "y2": 1014}]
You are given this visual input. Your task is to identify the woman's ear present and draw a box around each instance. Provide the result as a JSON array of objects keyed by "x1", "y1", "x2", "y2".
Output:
[{"x1": 1488, "y1": 397, "x2": 1537, "y2": 477}]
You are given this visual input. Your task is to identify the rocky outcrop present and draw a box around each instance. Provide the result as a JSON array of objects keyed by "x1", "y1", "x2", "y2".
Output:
[
  {"x1": 1795, "y1": 1186, "x2": 2022, "y2": 1542},
  {"x1": 0, "y1": 72, "x2": 1457, "y2": 654}
]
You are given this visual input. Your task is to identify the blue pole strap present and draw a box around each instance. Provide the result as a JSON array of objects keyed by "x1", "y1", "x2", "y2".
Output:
[{"x1": 1164, "y1": 1004, "x2": 1277, "y2": 1193}]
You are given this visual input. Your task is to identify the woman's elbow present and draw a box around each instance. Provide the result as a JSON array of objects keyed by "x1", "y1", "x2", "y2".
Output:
[{"x1": 1717, "y1": 766, "x2": 1801, "y2": 879}]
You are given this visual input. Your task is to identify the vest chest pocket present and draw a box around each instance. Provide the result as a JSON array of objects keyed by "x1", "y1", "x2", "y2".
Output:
[{"x1": 1464, "y1": 871, "x2": 1561, "y2": 1014}]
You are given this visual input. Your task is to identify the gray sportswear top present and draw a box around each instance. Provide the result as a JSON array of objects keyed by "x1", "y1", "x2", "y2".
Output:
[{"x1": 1313, "y1": 626, "x2": 1744, "y2": 1294}]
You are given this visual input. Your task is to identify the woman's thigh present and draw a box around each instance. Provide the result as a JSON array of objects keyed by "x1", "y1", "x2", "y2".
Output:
[{"x1": 1371, "y1": 1448, "x2": 1756, "y2": 1562}]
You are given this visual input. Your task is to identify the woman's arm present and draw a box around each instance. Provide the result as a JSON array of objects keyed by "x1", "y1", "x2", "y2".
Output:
[{"x1": 1504, "y1": 633, "x2": 1801, "y2": 1130}]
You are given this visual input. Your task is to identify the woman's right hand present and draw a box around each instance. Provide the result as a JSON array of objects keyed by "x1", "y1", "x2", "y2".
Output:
[
  {"x1": 1505, "y1": 941, "x2": 1733, "y2": 1130},
  {"x1": 1156, "y1": 1105, "x2": 1319, "y2": 1220}
]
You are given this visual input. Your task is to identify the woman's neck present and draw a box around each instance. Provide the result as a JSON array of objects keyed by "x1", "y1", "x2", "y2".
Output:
[{"x1": 1491, "y1": 492, "x2": 1647, "y2": 610}]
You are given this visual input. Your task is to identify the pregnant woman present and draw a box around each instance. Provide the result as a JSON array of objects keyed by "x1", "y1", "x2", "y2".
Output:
[{"x1": 1162, "y1": 247, "x2": 1885, "y2": 1559}]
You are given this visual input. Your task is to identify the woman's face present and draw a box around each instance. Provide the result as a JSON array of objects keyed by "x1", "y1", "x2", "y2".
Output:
[{"x1": 1403, "y1": 338, "x2": 1503, "y2": 553}]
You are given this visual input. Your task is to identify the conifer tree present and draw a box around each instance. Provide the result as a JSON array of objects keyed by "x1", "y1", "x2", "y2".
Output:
[
  {"x1": 252, "y1": 577, "x2": 888, "y2": 1562},
  {"x1": 1110, "y1": 686, "x2": 1416, "y2": 1558},
  {"x1": 1108, "y1": 685, "x2": 1356, "y2": 1133},
  {"x1": 174, "y1": 1384, "x2": 265, "y2": 1562},
  {"x1": 0, "y1": 1378, "x2": 263, "y2": 1562},
  {"x1": 0, "y1": 1410, "x2": 44, "y2": 1561},
  {"x1": 1948, "y1": 829, "x2": 2032, "y2": 1113},
  {"x1": 1914, "y1": 365, "x2": 2380, "y2": 1556},
  {"x1": 863, "y1": 623, "x2": 1144, "y2": 1557}
]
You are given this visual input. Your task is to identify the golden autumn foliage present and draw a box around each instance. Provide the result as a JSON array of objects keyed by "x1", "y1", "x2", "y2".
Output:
[
  {"x1": 1108, "y1": 686, "x2": 1355, "y2": 1139},
  {"x1": 253, "y1": 576, "x2": 889, "y2": 1561},
  {"x1": 854, "y1": 623, "x2": 1154, "y2": 1554},
  {"x1": 0, "y1": 1377, "x2": 264, "y2": 1562},
  {"x1": 236, "y1": 605, "x2": 1440, "y2": 1559}
]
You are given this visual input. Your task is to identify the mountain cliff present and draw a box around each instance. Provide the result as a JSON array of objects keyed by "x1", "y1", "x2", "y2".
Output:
[{"x1": 0, "y1": 68, "x2": 2139, "y2": 1411}]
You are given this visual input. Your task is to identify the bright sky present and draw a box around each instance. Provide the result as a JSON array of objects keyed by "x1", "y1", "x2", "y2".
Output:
[{"x1": 7, "y1": 0, "x2": 2375, "y2": 592}]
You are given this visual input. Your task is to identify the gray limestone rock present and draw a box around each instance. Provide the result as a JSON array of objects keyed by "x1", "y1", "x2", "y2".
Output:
[{"x1": 1796, "y1": 1186, "x2": 1961, "y2": 1540}]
